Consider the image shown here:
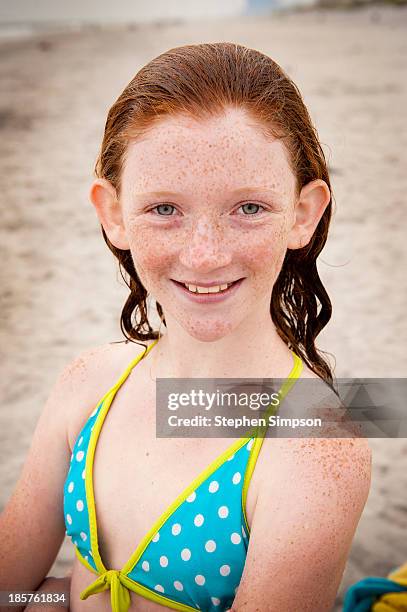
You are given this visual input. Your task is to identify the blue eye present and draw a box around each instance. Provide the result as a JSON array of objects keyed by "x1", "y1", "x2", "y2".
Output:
[
  {"x1": 149, "y1": 202, "x2": 265, "y2": 217},
  {"x1": 239, "y1": 202, "x2": 264, "y2": 215},
  {"x1": 153, "y1": 204, "x2": 176, "y2": 216}
]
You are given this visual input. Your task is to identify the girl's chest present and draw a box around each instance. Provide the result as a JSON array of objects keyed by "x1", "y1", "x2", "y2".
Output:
[
  {"x1": 91, "y1": 385, "x2": 259, "y2": 571},
  {"x1": 65, "y1": 374, "x2": 264, "y2": 610}
]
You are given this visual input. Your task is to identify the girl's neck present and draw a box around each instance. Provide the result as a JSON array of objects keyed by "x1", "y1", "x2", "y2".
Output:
[{"x1": 149, "y1": 314, "x2": 296, "y2": 380}]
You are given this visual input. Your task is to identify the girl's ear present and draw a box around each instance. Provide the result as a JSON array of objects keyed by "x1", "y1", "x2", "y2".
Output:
[
  {"x1": 89, "y1": 179, "x2": 130, "y2": 250},
  {"x1": 287, "y1": 179, "x2": 331, "y2": 250}
]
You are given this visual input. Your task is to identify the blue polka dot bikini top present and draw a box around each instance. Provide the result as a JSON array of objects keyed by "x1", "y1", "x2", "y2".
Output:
[{"x1": 63, "y1": 339, "x2": 303, "y2": 612}]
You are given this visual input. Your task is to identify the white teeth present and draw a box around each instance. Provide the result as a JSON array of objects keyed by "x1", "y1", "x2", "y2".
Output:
[{"x1": 183, "y1": 282, "x2": 234, "y2": 294}]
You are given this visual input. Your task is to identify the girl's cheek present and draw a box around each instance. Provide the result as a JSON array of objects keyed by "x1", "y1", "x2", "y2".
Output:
[
  {"x1": 241, "y1": 225, "x2": 288, "y2": 268},
  {"x1": 131, "y1": 247, "x2": 173, "y2": 278},
  {"x1": 129, "y1": 238, "x2": 180, "y2": 294},
  {"x1": 126, "y1": 221, "x2": 179, "y2": 273}
]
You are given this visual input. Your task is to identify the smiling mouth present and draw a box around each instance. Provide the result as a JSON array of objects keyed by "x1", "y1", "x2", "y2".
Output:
[{"x1": 172, "y1": 279, "x2": 242, "y2": 294}]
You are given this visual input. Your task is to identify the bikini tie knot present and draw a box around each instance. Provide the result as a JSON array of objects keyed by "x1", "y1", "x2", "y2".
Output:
[{"x1": 80, "y1": 568, "x2": 132, "y2": 612}]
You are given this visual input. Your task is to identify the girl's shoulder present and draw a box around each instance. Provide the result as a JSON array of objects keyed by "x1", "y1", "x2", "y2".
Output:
[
  {"x1": 62, "y1": 339, "x2": 153, "y2": 452},
  {"x1": 264, "y1": 356, "x2": 372, "y2": 459}
]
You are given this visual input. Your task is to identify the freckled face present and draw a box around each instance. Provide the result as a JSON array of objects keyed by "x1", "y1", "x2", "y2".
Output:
[{"x1": 119, "y1": 108, "x2": 297, "y2": 342}]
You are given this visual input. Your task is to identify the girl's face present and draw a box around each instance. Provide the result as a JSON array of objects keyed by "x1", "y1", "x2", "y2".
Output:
[{"x1": 94, "y1": 107, "x2": 328, "y2": 342}]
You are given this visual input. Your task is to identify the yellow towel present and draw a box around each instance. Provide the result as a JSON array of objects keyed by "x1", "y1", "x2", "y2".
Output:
[{"x1": 373, "y1": 564, "x2": 407, "y2": 612}]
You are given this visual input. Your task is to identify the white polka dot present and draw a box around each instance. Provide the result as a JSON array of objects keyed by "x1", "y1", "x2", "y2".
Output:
[
  {"x1": 152, "y1": 532, "x2": 160, "y2": 542},
  {"x1": 76, "y1": 499, "x2": 84, "y2": 512},
  {"x1": 211, "y1": 597, "x2": 221, "y2": 606},
  {"x1": 78, "y1": 436, "x2": 83, "y2": 447},
  {"x1": 68, "y1": 481, "x2": 74, "y2": 493},
  {"x1": 220, "y1": 564, "x2": 231, "y2": 576},
  {"x1": 82, "y1": 469, "x2": 86, "y2": 479},
  {"x1": 154, "y1": 584, "x2": 164, "y2": 593},
  {"x1": 80, "y1": 532, "x2": 87, "y2": 541},
  {"x1": 205, "y1": 540, "x2": 216, "y2": 553},
  {"x1": 208, "y1": 480, "x2": 219, "y2": 493},
  {"x1": 85, "y1": 555, "x2": 89, "y2": 562},
  {"x1": 90, "y1": 407, "x2": 98, "y2": 417},
  {"x1": 242, "y1": 525, "x2": 247, "y2": 539},
  {"x1": 159, "y1": 555, "x2": 168, "y2": 567},
  {"x1": 174, "y1": 581, "x2": 183, "y2": 591},
  {"x1": 232, "y1": 472, "x2": 241, "y2": 485},
  {"x1": 218, "y1": 505, "x2": 229, "y2": 519},
  {"x1": 89, "y1": 550, "x2": 93, "y2": 557},
  {"x1": 66, "y1": 514, "x2": 72, "y2": 525},
  {"x1": 181, "y1": 548, "x2": 191, "y2": 561},
  {"x1": 194, "y1": 513, "x2": 204, "y2": 527},
  {"x1": 76, "y1": 450, "x2": 85, "y2": 462},
  {"x1": 247, "y1": 439, "x2": 254, "y2": 451},
  {"x1": 171, "y1": 523, "x2": 182, "y2": 536},
  {"x1": 186, "y1": 491, "x2": 196, "y2": 502},
  {"x1": 231, "y1": 532, "x2": 241, "y2": 545},
  {"x1": 195, "y1": 575, "x2": 205, "y2": 586},
  {"x1": 227, "y1": 454, "x2": 235, "y2": 461},
  {"x1": 142, "y1": 561, "x2": 150, "y2": 572}
]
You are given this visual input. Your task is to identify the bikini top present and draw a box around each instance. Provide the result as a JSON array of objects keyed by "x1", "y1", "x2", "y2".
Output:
[{"x1": 63, "y1": 339, "x2": 303, "y2": 612}]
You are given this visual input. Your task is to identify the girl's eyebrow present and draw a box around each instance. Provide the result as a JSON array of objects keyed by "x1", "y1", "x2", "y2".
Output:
[{"x1": 136, "y1": 187, "x2": 279, "y2": 198}]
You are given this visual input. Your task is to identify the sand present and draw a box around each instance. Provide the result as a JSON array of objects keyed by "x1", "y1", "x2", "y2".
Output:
[{"x1": 1, "y1": 6, "x2": 406, "y2": 609}]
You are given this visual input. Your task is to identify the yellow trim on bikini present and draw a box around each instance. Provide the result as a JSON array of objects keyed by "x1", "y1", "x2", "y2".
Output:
[
  {"x1": 75, "y1": 546, "x2": 98, "y2": 573},
  {"x1": 85, "y1": 340, "x2": 159, "y2": 574},
  {"x1": 123, "y1": 434, "x2": 251, "y2": 576},
  {"x1": 82, "y1": 339, "x2": 202, "y2": 610},
  {"x1": 241, "y1": 350, "x2": 303, "y2": 536},
  {"x1": 76, "y1": 546, "x2": 198, "y2": 611}
]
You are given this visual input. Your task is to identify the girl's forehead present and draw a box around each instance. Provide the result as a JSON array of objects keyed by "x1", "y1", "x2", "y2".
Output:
[{"x1": 122, "y1": 110, "x2": 296, "y2": 197}]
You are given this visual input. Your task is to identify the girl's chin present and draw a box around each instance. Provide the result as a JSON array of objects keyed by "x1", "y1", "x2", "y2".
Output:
[{"x1": 181, "y1": 321, "x2": 235, "y2": 343}]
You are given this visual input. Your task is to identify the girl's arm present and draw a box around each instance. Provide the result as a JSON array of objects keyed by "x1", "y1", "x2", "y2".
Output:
[
  {"x1": 0, "y1": 342, "x2": 129, "y2": 612},
  {"x1": 24, "y1": 574, "x2": 71, "y2": 611},
  {"x1": 0, "y1": 369, "x2": 72, "y2": 599},
  {"x1": 231, "y1": 437, "x2": 371, "y2": 611},
  {"x1": 0, "y1": 346, "x2": 107, "y2": 610}
]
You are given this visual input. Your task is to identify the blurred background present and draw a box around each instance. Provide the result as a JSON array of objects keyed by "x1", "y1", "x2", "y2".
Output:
[{"x1": 1, "y1": 1, "x2": 406, "y2": 609}]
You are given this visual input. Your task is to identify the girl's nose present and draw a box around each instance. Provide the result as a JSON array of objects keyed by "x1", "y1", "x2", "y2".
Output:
[{"x1": 178, "y1": 217, "x2": 232, "y2": 272}]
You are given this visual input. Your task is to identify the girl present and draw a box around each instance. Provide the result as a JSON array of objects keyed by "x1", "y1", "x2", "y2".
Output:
[{"x1": 0, "y1": 42, "x2": 371, "y2": 612}]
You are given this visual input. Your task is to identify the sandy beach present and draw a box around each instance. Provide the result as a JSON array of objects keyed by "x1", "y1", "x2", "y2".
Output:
[{"x1": 1, "y1": 6, "x2": 406, "y2": 609}]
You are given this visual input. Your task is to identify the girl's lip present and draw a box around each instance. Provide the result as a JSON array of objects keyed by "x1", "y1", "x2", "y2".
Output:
[
  {"x1": 175, "y1": 280, "x2": 236, "y2": 287},
  {"x1": 171, "y1": 278, "x2": 245, "y2": 303}
]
